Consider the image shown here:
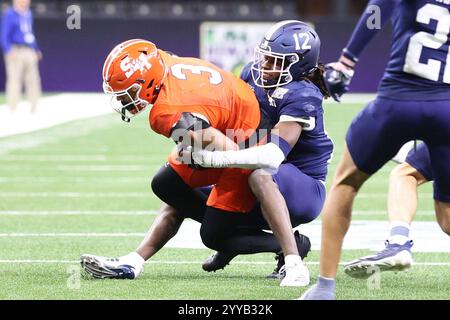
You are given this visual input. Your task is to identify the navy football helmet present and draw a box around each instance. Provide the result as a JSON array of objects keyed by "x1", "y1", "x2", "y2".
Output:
[{"x1": 251, "y1": 20, "x2": 321, "y2": 89}]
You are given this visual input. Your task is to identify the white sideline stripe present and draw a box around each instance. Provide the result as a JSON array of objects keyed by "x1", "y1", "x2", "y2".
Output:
[
  {"x1": 0, "y1": 211, "x2": 158, "y2": 216},
  {"x1": 0, "y1": 260, "x2": 448, "y2": 267},
  {"x1": 0, "y1": 210, "x2": 436, "y2": 216},
  {"x1": 0, "y1": 93, "x2": 114, "y2": 139}
]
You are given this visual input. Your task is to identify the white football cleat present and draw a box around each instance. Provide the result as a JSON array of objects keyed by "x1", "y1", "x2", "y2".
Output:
[
  {"x1": 344, "y1": 240, "x2": 413, "y2": 279},
  {"x1": 80, "y1": 252, "x2": 144, "y2": 280},
  {"x1": 279, "y1": 262, "x2": 310, "y2": 287}
]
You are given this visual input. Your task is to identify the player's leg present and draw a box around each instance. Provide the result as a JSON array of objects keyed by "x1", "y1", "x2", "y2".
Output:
[
  {"x1": 249, "y1": 169, "x2": 297, "y2": 257},
  {"x1": 250, "y1": 164, "x2": 324, "y2": 282},
  {"x1": 325, "y1": 145, "x2": 370, "y2": 269},
  {"x1": 387, "y1": 162, "x2": 426, "y2": 225},
  {"x1": 135, "y1": 203, "x2": 185, "y2": 260},
  {"x1": 247, "y1": 168, "x2": 311, "y2": 286},
  {"x1": 80, "y1": 163, "x2": 211, "y2": 279},
  {"x1": 344, "y1": 162, "x2": 426, "y2": 278},
  {"x1": 81, "y1": 202, "x2": 184, "y2": 279},
  {"x1": 150, "y1": 163, "x2": 210, "y2": 222},
  {"x1": 300, "y1": 145, "x2": 369, "y2": 298},
  {"x1": 301, "y1": 97, "x2": 414, "y2": 299},
  {"x1": 428, "y1": 128, "x2": 450, "y2": 236},
  {"x1": 427, "y1": 102, "x2": 450, "y2": 235},
  {"x1": 345, "y1": 143, "x2": 432, "y2": 277},
  {"x1": 200, "y1": 169, "x2": 295, "y2": 275},
  {"x1": 435, "y1": 201, "x2": 450, "y2": 236}
]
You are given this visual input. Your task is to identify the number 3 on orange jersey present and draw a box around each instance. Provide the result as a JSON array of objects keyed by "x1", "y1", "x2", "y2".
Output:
[{"x1": 170, "y1": 63, "x2": 223, "y2": 85}]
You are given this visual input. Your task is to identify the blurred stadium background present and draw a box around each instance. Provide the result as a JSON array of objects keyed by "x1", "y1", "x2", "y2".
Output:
[{"x1": 0, "y1": 0, "x2": 449, "y2": 300}]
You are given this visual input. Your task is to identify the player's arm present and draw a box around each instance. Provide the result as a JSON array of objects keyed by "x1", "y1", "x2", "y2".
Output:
[
  {"x1": 325, "y1": 0, "x2": 395, "y2": 101},
  {"x1": 191, "y1": 121, "x2": 302, "y2": 171},
  {"x1": 340, "y1": 0, "x2": 394, "y2": 66},
  {"x1": 170, "y1": 112, "x2": 239, "y2": 151}
]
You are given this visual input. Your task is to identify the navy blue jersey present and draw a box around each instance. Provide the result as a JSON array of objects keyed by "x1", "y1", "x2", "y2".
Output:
[
  {"x1": 241, "y1": 63, "x2": 334, "y2": 181},
  {"x1": 344, "y1": 0, "x2": 450, "y2": 100}
]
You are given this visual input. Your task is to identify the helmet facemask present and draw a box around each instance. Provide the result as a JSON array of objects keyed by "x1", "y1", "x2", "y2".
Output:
[
  {"x1": 251, "y1": 46, "x2": 299, "y2": 89},
  {"x1": 103, "y1": 82, "x2": 150, "y2": 123}
]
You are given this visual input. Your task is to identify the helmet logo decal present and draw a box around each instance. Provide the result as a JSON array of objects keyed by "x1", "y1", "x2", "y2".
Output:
[
  {"x1": 260, "y1": 40, "x2": 269, "y2": 50},
  {"x1": 293, "y1": 33, "x2": 312, "y2": 50},
  {"x1": 120, "y1": 53, "x2": 152, "y2": 78}
]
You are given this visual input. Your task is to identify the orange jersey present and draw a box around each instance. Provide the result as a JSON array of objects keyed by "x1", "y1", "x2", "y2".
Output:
[{"x1": 149, "y1": 51, "x2": 260, "y2": 142}]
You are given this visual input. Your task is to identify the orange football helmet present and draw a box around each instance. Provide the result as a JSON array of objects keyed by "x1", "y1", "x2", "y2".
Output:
[{"x1": 102, "y1": 39, "x2": 167, "y2": 122}]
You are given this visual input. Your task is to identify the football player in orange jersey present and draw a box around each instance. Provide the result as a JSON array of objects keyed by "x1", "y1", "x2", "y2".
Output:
[{"x1": 80, "y1": 39, "x2": 310, "y2": 284}]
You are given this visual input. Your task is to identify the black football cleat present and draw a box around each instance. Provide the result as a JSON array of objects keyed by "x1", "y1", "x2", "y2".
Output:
[{"x1": 202, "y1": 251, "x2": 237, "y2": 272}]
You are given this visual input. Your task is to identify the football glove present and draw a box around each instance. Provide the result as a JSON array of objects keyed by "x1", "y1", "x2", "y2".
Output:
[{"x1": 323, "y1": 62, "x2": 354, "y2": 102}]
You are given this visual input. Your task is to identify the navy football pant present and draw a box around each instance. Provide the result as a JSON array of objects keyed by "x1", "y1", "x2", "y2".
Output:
[
  {"x1": 405, "y1": 142, "x2": 433, "y2": 182},
  {"x1": 196, "y1": 163, "x2": 325, "y2": 229},
  {"x1": 346, "y1": 97, "x2": 450, "y2": 203}
]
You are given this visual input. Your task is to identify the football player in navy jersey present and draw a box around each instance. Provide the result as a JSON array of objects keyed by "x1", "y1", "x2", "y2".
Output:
[
  {"x1": 302, "y1": 0, "x2": 450, "y2": 300},
  {"x1": 193, "y1": 20, "x2": 333, "y2": 286},
  {"x1": 344, "y1": 142, "x2": 450, "y2": 278}
]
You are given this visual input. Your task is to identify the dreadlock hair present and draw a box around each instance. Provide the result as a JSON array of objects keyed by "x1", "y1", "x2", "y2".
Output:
[{"x1": 301, "y1": 62, "x2": 330, "y2": 99}]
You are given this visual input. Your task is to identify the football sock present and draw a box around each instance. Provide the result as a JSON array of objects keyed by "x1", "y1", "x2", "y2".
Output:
[
  {"x1": 121, "y1": 252, "x2": 145, "y2": 268},
  {"x1": 389, "y1": 221, "x2": 410, "y2": 245},
  {"x1": 317, "y1": 275, "x2": 336, "y2": 290},
  {"x1": 285, "y1": 254, "x2": 303, "y2": 267}
]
